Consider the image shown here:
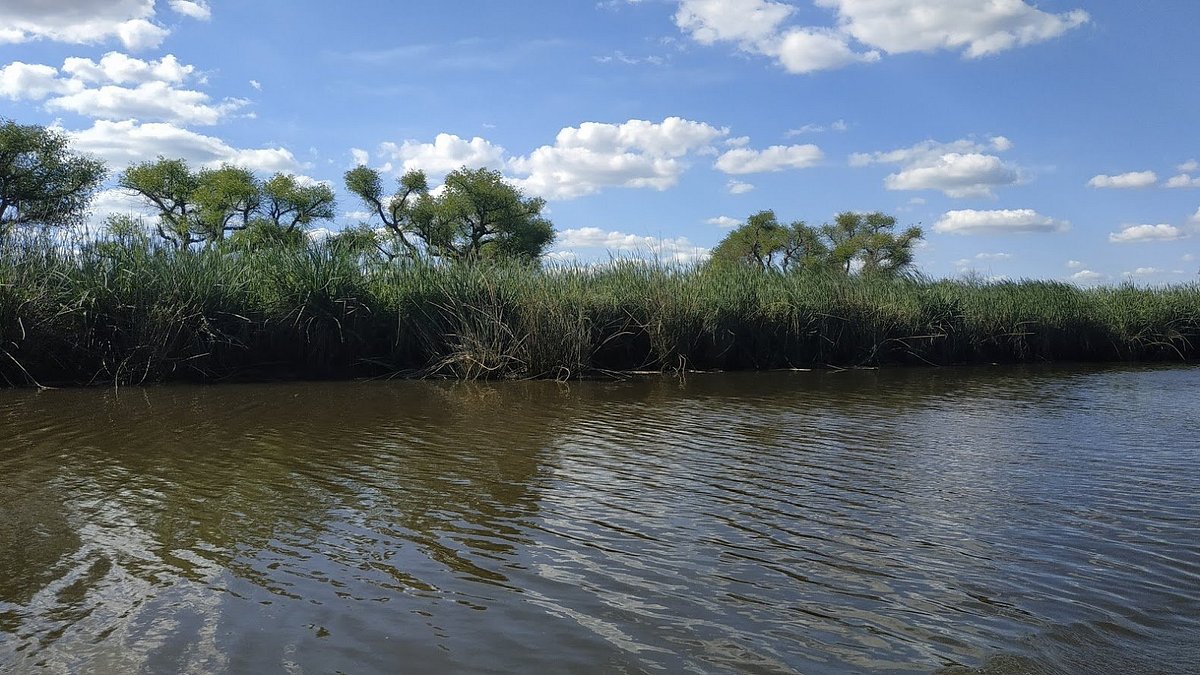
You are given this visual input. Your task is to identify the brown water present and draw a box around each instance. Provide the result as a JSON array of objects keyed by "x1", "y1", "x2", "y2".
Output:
[{"x1": 1, "y1": 365, "x2": 1198, "y2": 674}]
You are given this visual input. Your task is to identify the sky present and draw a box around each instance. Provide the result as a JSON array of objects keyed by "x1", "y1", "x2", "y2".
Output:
[{"x1": 1, "y1": 0, "x2": 1198, "y2": 283}]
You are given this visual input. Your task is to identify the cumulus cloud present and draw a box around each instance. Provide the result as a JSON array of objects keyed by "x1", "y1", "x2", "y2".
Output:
[
  {"x1": 816, "y1": 0, "x2": 1089, "y2": 58},
  {"x1": 168, "y1": 0, "x2": 211, "y2": 21},
  {"x1": 727, "y1": 179, "x2": 756, "y2": 194},
  {"x1": 706, "y1": 216, "x2": 742, "y2": 228},
  {"x1": 933, "y1": 209, "x2": 1069, "y2": 235},
  {"x1": 714, "y1": 143, "x2": 823, "y2": 174},
  {"x1": 378, "y1": 134, "x2": 507, "y2": 178},
  {"x1": 1165, "y1": 174, "x2": 1200, "y2": 189},
  {"x1": 1178, "y1": 160, "x2": 1199, "y2": 173},
  {"x1": 1, "y1": 53, "x2": 246, "y2": 126},
  {"x1": 1108, "y1": 223, "x2": 1186, "y2": 244},
  {"x1": 673, "y1": 0, "x2": 1086, "y2": 73},
  {"x1": 1087, "y1": 171, "x2": 1157, "y2": 189},
  {"x1": 674, "y1": 0, "x2": 878, "y2": 74},
  {"x1": 974, "y1": 252, "x2": 1011, "y2": 261},
  {"x1": 0, "y1": 0, "x2": 169, "y2": 51},
  {"x1": 852, "y1": 136, "x2": 1022, "y2": 198},
  {"x1": 510, "y1": 117, "x2": 727, "y2": 199},
  {"x1": 1066, "y1": 260, "x2": 1084, "y2": 269},
  {"x1": 65, "y1": 119, "x2": 301, "y2": 172},
  {"x1": 554, "y1": 227, "x2": 710, "y2": 263},
  {"x1": 1071, "y1": 269, "x2": 1103, "y2": 282},
  {"x1": 0, "y1": 62, "x2": 79, "y2": 99}
]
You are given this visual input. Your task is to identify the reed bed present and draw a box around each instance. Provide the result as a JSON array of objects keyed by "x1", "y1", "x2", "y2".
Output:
[{"x1": 1, "y1": 235, "x2": 1197, "y2": 386}]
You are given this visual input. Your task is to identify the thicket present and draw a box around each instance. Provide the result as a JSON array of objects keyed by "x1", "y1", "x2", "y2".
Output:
[{"x1": 2, "y1": 234, "x2": 1196, "y2": 387}]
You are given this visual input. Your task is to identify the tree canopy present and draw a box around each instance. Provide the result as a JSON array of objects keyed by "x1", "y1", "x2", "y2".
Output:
[
  {"x1": 120, "y1": 158, "x2": 335, "y2": 250},
  {"x1": 344, "y1": 165, "x2": 554, "y2": 262},
  {"x1": 711, "y1": 210, "x2": 922, "y2": 277},
  {"x1": 0, "y1": 119, "x2": 106, "y2": 237}
]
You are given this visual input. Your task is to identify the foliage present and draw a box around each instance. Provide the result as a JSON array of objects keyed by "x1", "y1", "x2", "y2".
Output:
[
  {"x1": 712, "y1": 210, "x2": 922, "y2": 277},
  {"x1": 345, "y1": 166, "x2": 554, "y2": 262},
  {"x1": 2, "y1": 234, "x2": 1196, "y2": 386},
  {"x1": 411, "y1": 167, "x2": 554, "y2": 261},
  {"x1": 120, "y1": 158, "x2": 335, "y2": 249},
  {"x1": 0, "y1": 119, "x2": 106, "y2": 238}
]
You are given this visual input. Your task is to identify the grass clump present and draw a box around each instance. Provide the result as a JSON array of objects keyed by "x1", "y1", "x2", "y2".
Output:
[{"x1": 1, "y1": 235, "x2": 1197, "y2": 386}]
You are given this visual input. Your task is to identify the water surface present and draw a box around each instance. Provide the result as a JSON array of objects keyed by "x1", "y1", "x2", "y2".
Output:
[{"x1": 1, "y1": 365, "x2": 1198, "y2": 673}]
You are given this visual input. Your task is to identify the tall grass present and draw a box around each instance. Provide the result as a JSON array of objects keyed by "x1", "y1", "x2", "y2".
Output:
[{"x1": 1, "y1": 234, "x2": 1197, "y2": 386}]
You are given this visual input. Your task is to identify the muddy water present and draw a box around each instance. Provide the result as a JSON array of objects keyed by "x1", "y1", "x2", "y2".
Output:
[{"x1": 1, "y1": 365, "x2": 1198, "y2": 673}]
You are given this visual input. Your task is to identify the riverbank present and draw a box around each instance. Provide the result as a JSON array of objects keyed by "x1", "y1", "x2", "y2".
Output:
[{"x1": 2, "y1": 237, "x2": 1197, "y2": 386}]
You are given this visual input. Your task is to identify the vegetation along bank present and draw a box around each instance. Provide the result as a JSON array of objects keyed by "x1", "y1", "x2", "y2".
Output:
[{"x1": 1, "y1": 118, "x2": 1197, "y2": 386}]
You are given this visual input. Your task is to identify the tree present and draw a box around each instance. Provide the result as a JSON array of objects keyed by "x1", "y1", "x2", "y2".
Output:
[
  {"x1": 821, "y1": 211, "x2": 923, "y2": 277},
  {"x1": 710, "y1": 209, "x2": 921, "y2": 277},
  {"x1": 411, "y1": 168, "x2": 554, "y2": 262},
  {"x1": 261, "y1": 173, "x2": 336, "y2": 233},
  {"x1": 193, "y1": 164, "x2": 261, "y2": 241},
  {"x1": 710, "y1": 210, "x2": 827, "y2": 272},
  {"x1": 119, "y1": 158, "x2": 202, "y2": 249},
  {"x1": 0, "y1": 119, "x2": 106, "y2": 238},
  {"x1": 121, "y1": 158, "x2": 335, "y2": 250},
  {"x1": 343, "y1": 165, "x2": 428, "y2": 257}
]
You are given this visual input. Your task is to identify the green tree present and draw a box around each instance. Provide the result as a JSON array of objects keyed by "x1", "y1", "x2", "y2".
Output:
[
  {"x1": 0, "y1": 119, "x2": 106, "y2": 238},
  {"x1": 821, "y1": 211, "x2": 923, "y2": 276},
  {"x1": 261, "y1": 173, "x2": 336, "y2": 233},
  {"x1": 711, "y1": 209, "x2": 920, "y2": 276},
  {"x1": 411, "y1": 167, "x2": 554, "y2": 262},
  {"x1": 121, "y1": 158, "x2": 334, "y2": 250},
  {"x1": 119, "y1": 157, "x2": 203, "y2": 249},
  {"x1": 710, "y1": 210, "x2": 827, "y2": 272},
  {"x1": 343, "y1": 165, "x2": 428, "y2": 257},
  {"x1": 194, "y1": 164, "x2": 261, "y2": 242}
]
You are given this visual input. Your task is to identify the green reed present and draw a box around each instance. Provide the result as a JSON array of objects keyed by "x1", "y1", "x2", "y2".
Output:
[{"x1": 1, "y1": 235, "x2": 1196, "y2": 386}]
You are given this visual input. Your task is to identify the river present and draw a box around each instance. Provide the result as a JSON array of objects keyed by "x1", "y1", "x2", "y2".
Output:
[{"x1": 1, "y1": 365, "x2": 1198, "y2": 673}]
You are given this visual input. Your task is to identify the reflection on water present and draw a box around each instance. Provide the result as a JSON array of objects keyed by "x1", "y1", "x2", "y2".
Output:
[{"x1": 1, "y1": 365, "x2": 1198, "y2": 673}]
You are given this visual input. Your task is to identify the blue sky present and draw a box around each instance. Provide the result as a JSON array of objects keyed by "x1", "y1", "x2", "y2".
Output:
[{"x1": 2, "y1": 0, "x2": 1197, "y2": 282}]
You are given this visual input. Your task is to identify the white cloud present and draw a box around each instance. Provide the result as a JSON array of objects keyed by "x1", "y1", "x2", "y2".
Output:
[
  {"x1": 65, "y1": 119, "x2": 301, "y2": 173},
  {"x1": 1071, "y1": 269, "x2": 1103, "y2": 283},
  {"x1": 1192, "y1": 208, "x2": 1200, "y2": 226},
  {"x1": 249, "y1": 79, "x2": 262, "y2": 91},
  {"x1": 0, "y1": 62, "x2": 78, "y2": 99},
  {"x1": 786, "y1": 119, "x2": 848, "y2": 136},
  {"x1": 1178, "y1": 160, "x2": 1199, "y2": 173},
  {"x1": 853, "y1": 136, "x2": 1022, "y2": 198},
  {"x1": 816, "y1": 0, "x2": 1089, "y2": 58},
  {"x1": 1125, "y1": 267, "x2": 1163, "y2": 277},
  {"x1": 62, "y1": 52, "x2": 193, "y2": 85},
  {"x1": 1108, "y1": 223, "x2": 1186, "y2": 244},
  {"x1": 1, "y1": 53, "x2": 242, "y2": 126},
  {"x1": 1087, "y1": 171, "x2": 1157, "y2": 189},
  {"x1": 675, "y1": 0, "x2": 794, "y2": 46},
  {"x1": 510, "y1": 117, "x2": 727, "y2": 199},
  {"x1": 554, "y1": 227, "x2": 710, "y2": 264},
  {"x1": 674, "y1": 0, "x2": 877, "y2": 74},
  {"x1": 714, "y1": 143, "x2": 823, "y2": 174},
  {"x1": 46, "y1": 82, "x2": 248, "y2": 126},
  {"x1": 84, "y1": 187, "x2": 157, "y2": 230},
  {"x1": 673, "y1": 0, "x2": 1085, "y2": 73},
  {"x1": 1066, "y1": 260, "x2": 1083, "y2": 269},
  {"x1": 727, "y1": 179, "x2": 756, "y2": 194},
  {"x1": 378, "y1": 133, "x2": 506, "y2": 178},
  {"x1": 1183, "y1": 254, "x2": 1196, "y2": 263},
  {"x1": 975, "y1": 252, "x2": 1011, "y2": 261},
  {"x1": 933, "y1": 209, "x2": 1069, "y2": 235},
  {"x1": 168, "y1": 0, "x2": 211, "y2": 21},
  {"x1": 1165, "y1": 174, "x2": 1200, "y2": 189},
  {"x1": 775, "y1": 27, "x2": 880, "y2": 73},
  {"x1": 0, "y1": 1, "x2": 170, "y2": 50},
  {"x1": 350, "y1": 148, "x2": 370, "y2": 166},
  {"x1": 706, "y1": 216, "x2": 742, "y2": 228}
]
